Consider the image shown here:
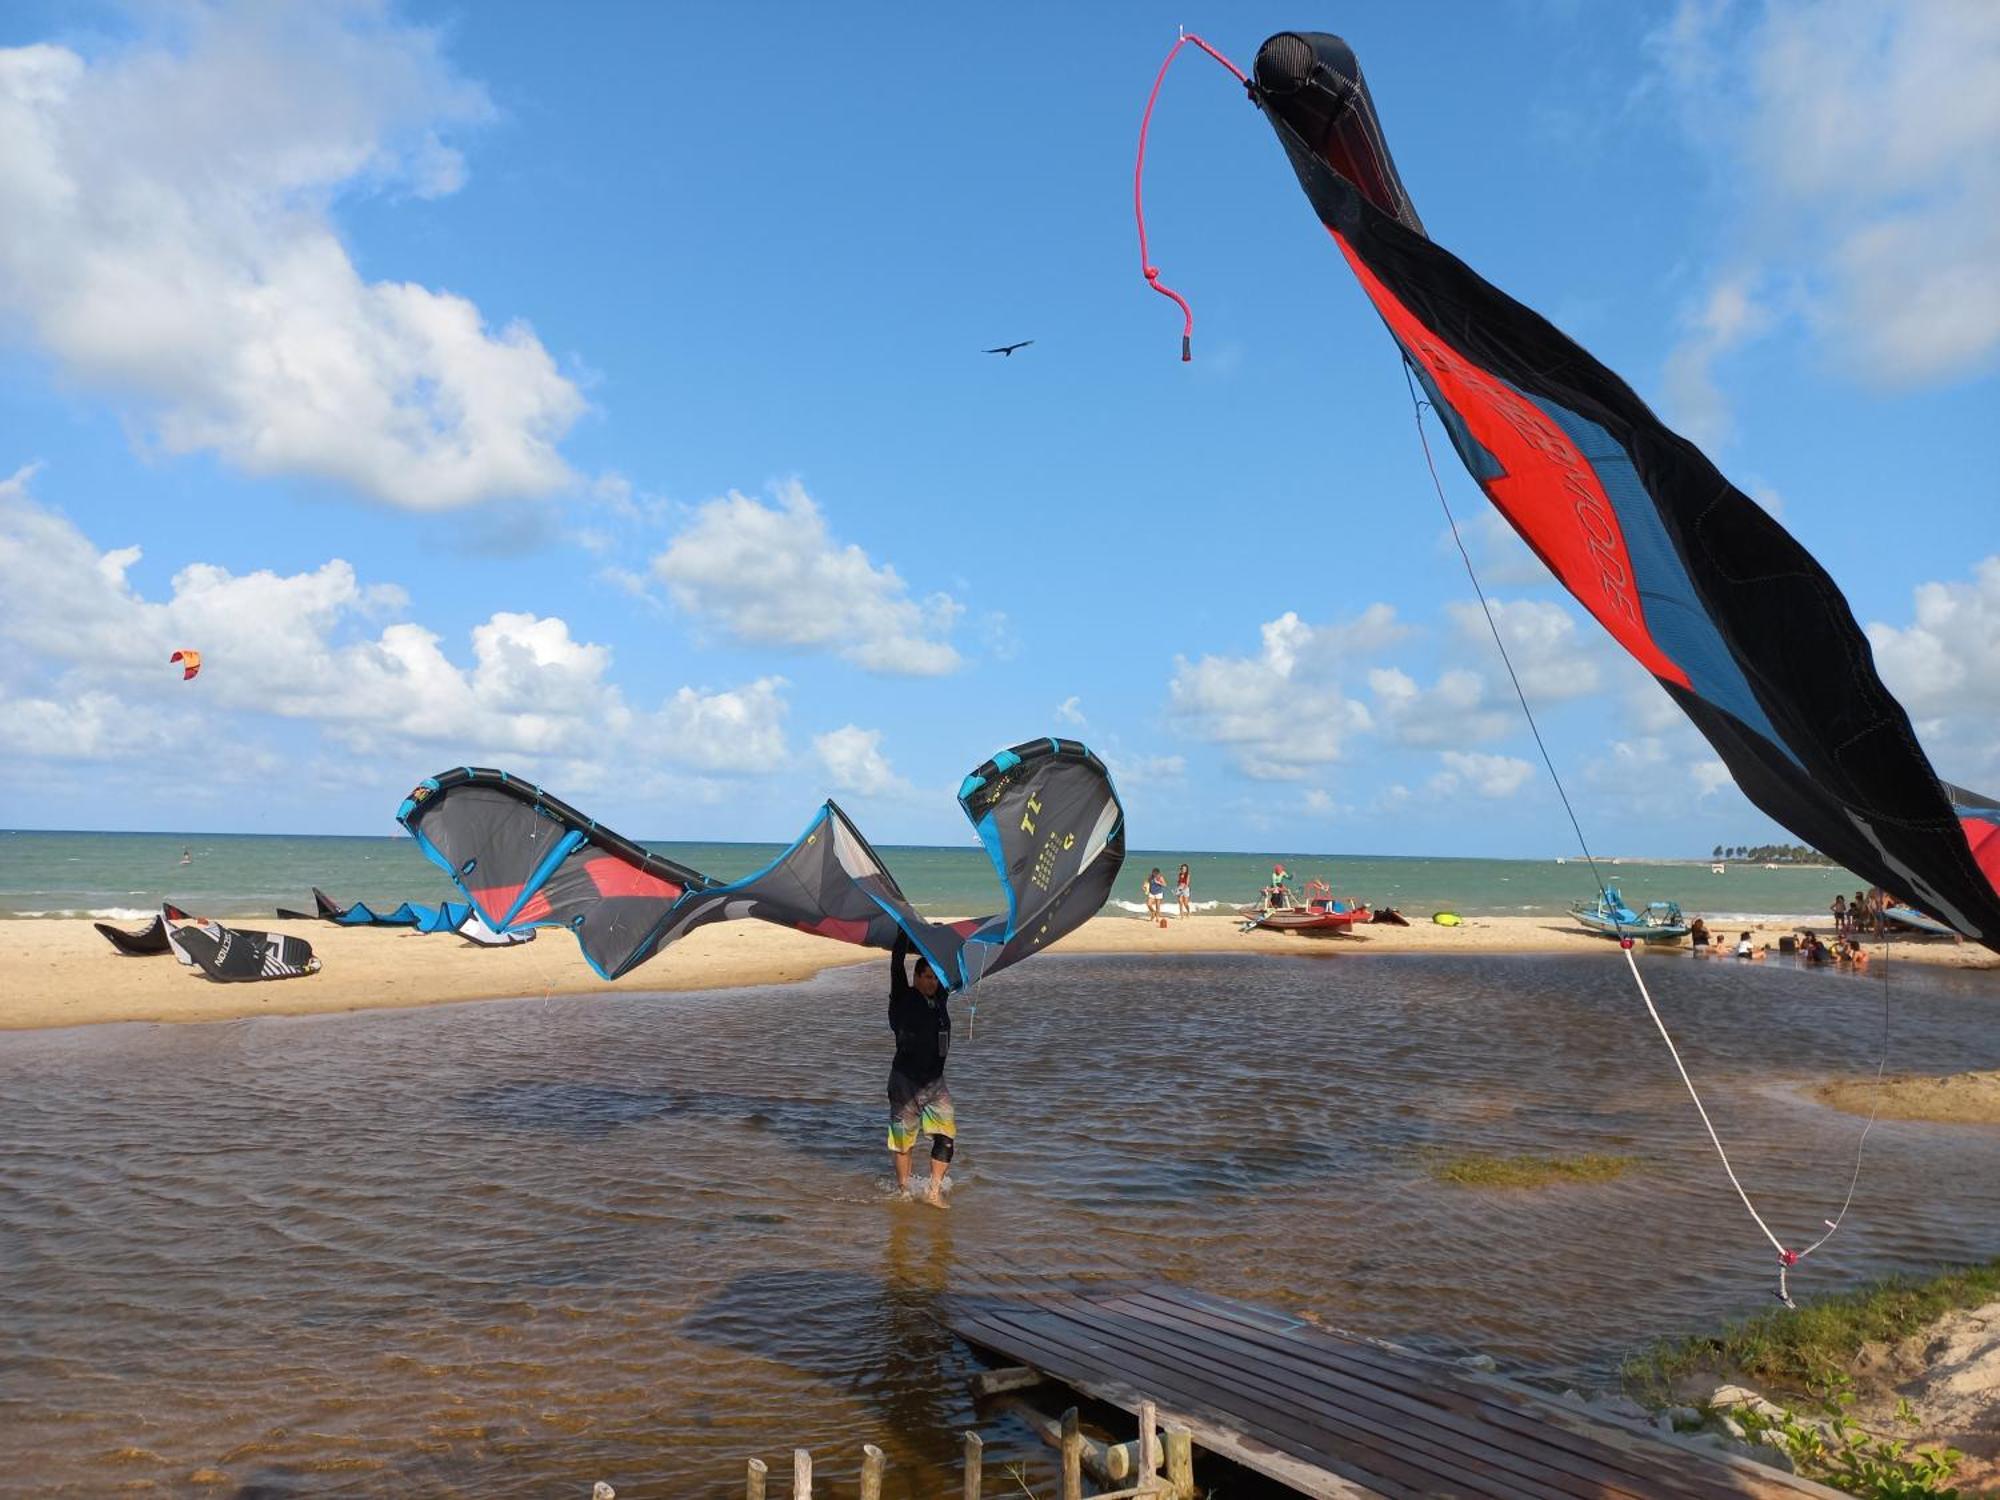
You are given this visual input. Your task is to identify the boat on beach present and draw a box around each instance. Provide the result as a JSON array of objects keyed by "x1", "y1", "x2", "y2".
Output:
[
  {"x1": 1569, "y1": 888, "x2": 1689, "y2": 942},
  {"x1": 1240, "y1": 880, "x2": 1371, "y2": 936},
  {"x1": 1242, "y1": 905, "x2": 1369, "y2": 936}
]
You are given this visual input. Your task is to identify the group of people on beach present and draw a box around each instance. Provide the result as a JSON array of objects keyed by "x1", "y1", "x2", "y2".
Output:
[
  {"x1": 1141, "y1": 863, "x2": 1193, "y2": 920},
  {"x1": 1831, "y1": 888, "x2": 1889, "y2": 937},
  {"x1": 1688, "y1": 916, "x2": 1869, "y2": 966}
]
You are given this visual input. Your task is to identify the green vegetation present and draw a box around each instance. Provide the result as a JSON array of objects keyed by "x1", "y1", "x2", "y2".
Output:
[
  {"x1": 1423, "y1": 1151, "x2": 1637, "y2": 1188},
  {"x1": 1711, "y1": 842, "x2": 1833, "y2": 865},
  {"x1": 1734, "y1": 1380, "x2": 1963, "y2": 1499},
  {"x1": 1623, "y1": 1259, "x2": 2000, "y2": 1400}
]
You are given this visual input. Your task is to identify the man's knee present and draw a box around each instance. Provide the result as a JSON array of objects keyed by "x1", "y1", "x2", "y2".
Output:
[{"x1": 930, "y1": 1134, "x2": 955, "y2": 1164}]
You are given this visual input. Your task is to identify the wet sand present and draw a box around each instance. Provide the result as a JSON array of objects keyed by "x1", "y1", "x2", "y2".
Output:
[
  {"x1": 1817, "y1": 1069, "x2": 2000, "y2": 1126},
  {"x1": 1, "y1": 910, "x2": 1990, "y2": 1031}
]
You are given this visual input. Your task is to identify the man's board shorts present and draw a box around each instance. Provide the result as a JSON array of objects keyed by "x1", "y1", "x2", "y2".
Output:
[{"x1": 887, "y1": 1074, "x2": 955, "y2": 1152}]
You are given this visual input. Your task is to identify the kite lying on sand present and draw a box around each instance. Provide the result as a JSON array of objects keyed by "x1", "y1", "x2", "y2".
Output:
[
  {"x1": 397, "y1": 738, "x2": 1125, "y2": 988},
  {"x1": 276, "y1": 888, "x2": 534, "y2": 946},
  {"x1": 94, "y1": 905, "x2": 188, "y2": 955},
  {"x1": 160, "y1": 909, "x2": 320, "y2": 982}
]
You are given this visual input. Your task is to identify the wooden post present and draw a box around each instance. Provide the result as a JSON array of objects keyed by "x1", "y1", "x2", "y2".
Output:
[
  {"x1": 968, "y1": 1365, "x2": 1045, "y2": 1399},
  {"x1": 792, "y1": 1448, "x2": 811, "y2": 1500},
  {"x1": 1137, "y1": 1400, "x2": 1159, "y2": 1484},
  {"x1": 1060, "y1": 1407, "x2": 1083, "y2": 1500},
  {"x1": 961, "y1": 1430, "x2": 982, "y2": 1500},
  {"x1": 1165, "y1": 1424, "x2": 1194, "y2": 1499},
  {"x1": 860, "y1": 1443, "x2": 885, "y2": 1500},
  {"x1": 744, "y1": 1456, "x2": 767, "y2": 1500}
]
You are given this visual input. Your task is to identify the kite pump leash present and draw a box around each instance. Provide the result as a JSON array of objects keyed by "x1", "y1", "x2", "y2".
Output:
[
  {"x1": 1403, "y1": 364, "x2": 1891, "y2": 1307},
  {"x1": 1134, "y1": 31, "x2": 1249, "y2": 361}
]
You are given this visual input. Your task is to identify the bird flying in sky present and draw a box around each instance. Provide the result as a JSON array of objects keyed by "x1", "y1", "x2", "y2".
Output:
[{"x1": 982, "y1": 340, "x2": 1033, "y2": 356}]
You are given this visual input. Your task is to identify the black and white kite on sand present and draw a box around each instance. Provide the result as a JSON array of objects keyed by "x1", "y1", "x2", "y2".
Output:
[
  {"x1": 397, "y1": 738, "x2": 1125, "y2": 988},
  {"x1": 161, "y1": 909, "x2": 321, "y2": 982},
  {"x1": 94, "y1": 904, "x2": 189, "y2": 955}
]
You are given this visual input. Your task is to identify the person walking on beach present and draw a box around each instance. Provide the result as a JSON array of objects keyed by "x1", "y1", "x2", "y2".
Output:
[
  {"x1": 886, "y1": 931, "x2": 954, "y2": 1206},
  {"x1": 1144, "y1": 867, "x2": 1166, "y2": 920},
  {"x1": 1175, "y1": 863, "x2": 1192, "y2": 919}
]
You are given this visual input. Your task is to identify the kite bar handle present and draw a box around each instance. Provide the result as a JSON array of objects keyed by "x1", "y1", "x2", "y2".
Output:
[{"x1": 1135, "y1": 31, "x2": 1249, "y2": 362}]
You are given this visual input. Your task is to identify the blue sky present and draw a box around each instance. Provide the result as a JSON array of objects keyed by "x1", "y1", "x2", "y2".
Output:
[{"x1": 0, "y1": 0, "x2": 1994, "y2": 856}]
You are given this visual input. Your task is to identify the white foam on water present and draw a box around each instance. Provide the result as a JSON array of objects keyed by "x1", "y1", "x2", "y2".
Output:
[{"x1": 10, "y1": 906, "x2": 155, "y2": 920}]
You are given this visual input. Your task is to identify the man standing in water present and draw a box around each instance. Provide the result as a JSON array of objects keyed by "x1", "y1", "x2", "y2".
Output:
[{"x1": 887, "y1": 931, "x2": 954, "y2": 1206}]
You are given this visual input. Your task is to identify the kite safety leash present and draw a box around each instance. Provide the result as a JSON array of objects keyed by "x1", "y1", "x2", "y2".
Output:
[
  {"x1": 1134, "y1": 30, "x2": 1249, "y2": 361},
  {"x1": 1404, "y1": 363, "x2": 1888, "y2": 1309}
]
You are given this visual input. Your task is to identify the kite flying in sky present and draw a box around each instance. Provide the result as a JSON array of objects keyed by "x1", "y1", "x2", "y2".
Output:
[
  {"x1": 1139, "y1": 30, "x2": 2000, "y2": 951},
  {"x1": 397, "y1": 737, "x2": 1125, "y2": 988},
  {"x1": 170, "y1": 649, "x2": 201, "y2": 681}
]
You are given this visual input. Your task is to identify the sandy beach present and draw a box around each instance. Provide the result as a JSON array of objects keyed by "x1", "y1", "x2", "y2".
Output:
[{"x1": 3, "y1": 909, "x2": 1990, "y2": 1032}]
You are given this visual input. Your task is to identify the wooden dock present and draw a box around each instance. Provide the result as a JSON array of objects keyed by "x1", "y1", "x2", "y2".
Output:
[{"x1": 946, "y1": 1281, "x2": 1847, "y2": 1500}]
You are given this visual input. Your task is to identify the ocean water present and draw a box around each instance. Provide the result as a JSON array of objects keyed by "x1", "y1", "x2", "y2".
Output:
[
  {"x1": 4, "y1": 953, "x2": 1998, "y2": 1495},
  {"x1": 0, "y1": 828, "x2": 1865, "y2": 923}
]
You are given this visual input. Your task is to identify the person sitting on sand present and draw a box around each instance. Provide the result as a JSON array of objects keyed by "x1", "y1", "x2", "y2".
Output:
[
  {"x1": 887, "y1": 931, "x2": 955, "y2": 1206},
  {"x1": 1144, "y1": 867, "x2": 1166, "y2": 920},
  {"x1": 1734, "y1": 930, "x2": 1754, "y2": 957},
  {"x1": 1175, "y1": 863, "x2": 1192, "y2": 919}
]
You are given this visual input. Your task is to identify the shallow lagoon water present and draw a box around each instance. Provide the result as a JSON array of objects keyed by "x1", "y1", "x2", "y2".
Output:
[{"x1": 3, "y1": 952, "x2": 1998, "y2": 1496}]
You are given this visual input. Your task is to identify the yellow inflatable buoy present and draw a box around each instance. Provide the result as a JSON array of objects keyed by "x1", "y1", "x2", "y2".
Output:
[{"x1": 1433, "y1": 911, "x2": 1462, "y2": 926}]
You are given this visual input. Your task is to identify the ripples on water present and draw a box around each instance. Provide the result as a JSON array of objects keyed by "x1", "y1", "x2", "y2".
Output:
[{"x1": 3, "y1": 953, "x2": 1997, "y2": 1496}]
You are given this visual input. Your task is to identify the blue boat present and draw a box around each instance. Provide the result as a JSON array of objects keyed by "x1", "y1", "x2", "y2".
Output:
[{"x1": 1570, "y1": 888, "x2": 1689, "y2": 942}]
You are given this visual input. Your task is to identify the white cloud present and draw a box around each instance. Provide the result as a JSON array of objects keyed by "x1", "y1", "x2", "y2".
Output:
[
  {"x1": 1055, "y1": 695, "x2": 1085, "y2": 726},
  {"x1": 0, "y1": 468, "x2": 788, "y2": 778},
  {"x1": 813, "y1": 725, "x2": 910, "y2": 798},
  {"x1": 1867, "y1": 555, "x2": 2000, "y2": 782},
  {"x1": 1366, "y1": 666, "x2": 1512, "y2": 747},
  {"x1": 1430, "y1": 750, "x2": 1534, "y2": 800},
  {"x1": 1104, "y1": 752, "x2": 1186, "y2": 788},
  {"x1": 660, "y1": 679, "x2": 789, "y2": 774},
  {"x1": 1168, "y1": 608, "x2": 1403, "y2": 779},
  {"x1": 652, "y1": 481, "x2": 962, "y2": 676},
  {"x1": 0, "y1": 6, "x2": 583, "y2": 508},
  {"x1": 1661, "y1": 271, "x2": 1773, "y2": 447},
  {"x1": 1444, "y1": 597, "x2": 1604, "y2": 703},
  {"x1": 1654, "y1": 0, "x2": 2000, "y2": 391},
  {"x1": 1448, "y1": 509, "x2": 1554, "y2": 589},
  {"x1": 1692, "y1": 759, "x2": 1734, "y2": 797}
]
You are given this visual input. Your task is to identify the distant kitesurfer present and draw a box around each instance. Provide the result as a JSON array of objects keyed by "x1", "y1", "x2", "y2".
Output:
[
  {"x1": 982, "y1": 340, "x2": 1033, "y2": 356},
  {"x1": 887, "y1": 931, "x2": 955, "y2": 1206}
]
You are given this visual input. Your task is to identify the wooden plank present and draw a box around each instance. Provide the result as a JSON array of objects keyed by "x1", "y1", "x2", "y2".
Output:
[
  {"x1": 955, "y1": 1283, "x2": 1845, "y2": 1500},
  {"x1": 958, "y1": 1305, "x2": 1440, "y2": 1497},
  {"x1": 1032, "y1": 1293, "x2": 1558, "y2": 1500},
  {"x1": 1106, "y1": 1290, "x2": 1727, "y2": 1500},
  {"x1": 965, "y1": 1300, "x2": 1524, "y2": 1500},
  {"x1": 1133, "y1": 1288, "x2": 1843, "y2": 1500},
  {"x1": 953, "y1": 1310, "x2": 1397, "y2": 1500},
  {"x1": 1080, "y1": 1291, "x2": 1657, "y2": 1500}
]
